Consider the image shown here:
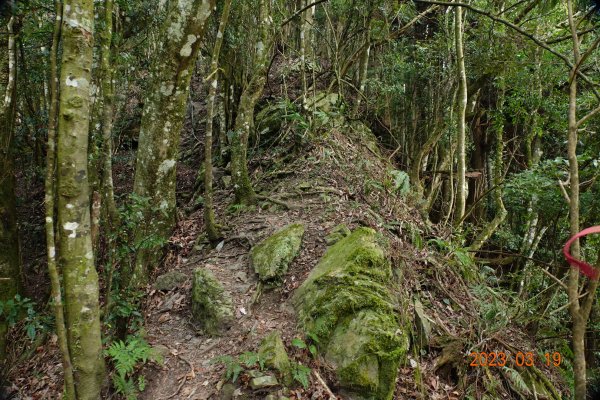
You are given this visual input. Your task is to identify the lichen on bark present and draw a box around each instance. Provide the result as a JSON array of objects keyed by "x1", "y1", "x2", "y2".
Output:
[
  {"x1": 56, "y1": 1, "x2": 105, "y2": 397},
  {"x1": 131, "y1": 0, "x2": 214, "y2": 286}
]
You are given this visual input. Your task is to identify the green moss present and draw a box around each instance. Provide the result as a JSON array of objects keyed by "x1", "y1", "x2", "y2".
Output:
[
  {"x1": 191, "y1": 268, "x2": 233, "y2": 335},
  {"x1": 251, "y1": 223, "x2": 305, "y2": 287},
  {"x1": 259, "y1": 331, "x2": 292, "y2": 385},
  {"x1": 325, "y1": 223, "x2": 351, "y2": 246},
  {"x1": 292, "y1": 228, "x2": 408, "y2": 400}
]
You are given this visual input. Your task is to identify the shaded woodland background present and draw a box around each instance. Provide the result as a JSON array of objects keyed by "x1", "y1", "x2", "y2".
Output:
[{"x1": 1, "y1": 0, "x2": 600, "y2": 399}]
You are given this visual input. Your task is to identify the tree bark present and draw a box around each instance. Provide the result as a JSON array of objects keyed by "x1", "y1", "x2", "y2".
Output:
[
  {"x1": 204, "y1": 0, "x2": 232, "y2": 244},
  {"x1": 44, "y1": 2, "x2": 76, "y2": 397},
  {"x1": 0, "y1": 9, "x2": 21, "y2": 363},
  {"x1": 100, "y1": 0, "x2": 118, "y2": 228},
  {"x1": 132, "y1": 0, "x2": 214, "y2": 286},
  {"x1": 454, "y1": 3, "x2": 467, "y2": 224},
  {"x1": 231, "y1": 0, "x2": 272, "y2": 205},
  {"x1": 469, "y1": 93, "x2": 507, "y2": 251},
  {"x1": 56, "y1": 0, "x2": 105, "y2": 397}
]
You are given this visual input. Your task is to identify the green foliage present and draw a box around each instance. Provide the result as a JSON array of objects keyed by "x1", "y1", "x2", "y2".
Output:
[
  {"x1": 0, "y1": 295, "x2": 46, "y2": 340},
  {"x1": 428, "y1": 237, "x2": 476, "y2": 280},
  {"x1": 107, "y1": 288, "x2": 145, "y2": 332},
  {"x1": 389, "y1": 169, "x2": 410, "y2": 196},
  {"x1": 105, "y1": 335, "x2": 158, "y2": 399},
  {"x1": 226, "y1": 203, "x2": 254, "y2": 215},
  {"x1": 290, "y1": 362, "x2": 311, "y2": 388},
  {"x1": 211, "y1": 351, "x2": 265, "y2": 382},
  {"x1": 502, "y1": 367, "x2": 531, "y2": 395},
  {"x1": 104, "y1": 194, "x2": 168, "y2": 331},
  {"x1": 291, "y1": 336, "x2": 317, "y2": 357}
]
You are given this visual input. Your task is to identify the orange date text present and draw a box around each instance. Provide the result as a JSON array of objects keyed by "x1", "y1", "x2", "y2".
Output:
[{"x1": 469, "y1": 351, "x2": 561, "y2": 367}]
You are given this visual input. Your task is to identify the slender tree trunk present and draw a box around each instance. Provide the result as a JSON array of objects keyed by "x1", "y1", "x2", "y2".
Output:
[
  {"x1": 44, "y1": 2, "x2": 76, "y2": 397},
  {"x1": 204, "y1": 0, "x2": 232, "y2": 244},
  {"x1": 100, "y1": 0, "x2": 118, "y2": 227},
  {"x1": 469, "y1": 93, "x2": 507, "y2": 251},
  {"x1": 565, "y1": 1, "x2": 598, "y2": 398},
  {"x1": 230, "y1": 0, "x2": 272, "y2": 205},
  {"x1": 132, "y1": 0, "x2": 214, "y2": 286},
  {"x1": 56, "y1": 1, "x2": 105, "y2": 397},
  {"x1": 354, "y1": 16, "x2": 371, "y2": 114},
  {"x1": 0, "y1": 10, "x2": 21, "y2": 363},
  {"x1": 454, "y1": 3, "x2": 467, "y2": 224}
]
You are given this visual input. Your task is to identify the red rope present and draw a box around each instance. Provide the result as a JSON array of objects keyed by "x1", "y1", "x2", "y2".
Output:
[{"x1": 563, "y1": 226, "x2": 600, "y2": 279}]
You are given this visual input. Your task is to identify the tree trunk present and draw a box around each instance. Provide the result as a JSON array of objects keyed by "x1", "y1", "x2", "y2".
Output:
[
  {"x1": 0, "y1": 10, "x2": 21, "y2": 363},
  {"x1": 230, "y1": 0, "x2": 272, "y2": 205},
  {"x1": 100, "y1": 0, "x2": 119, "y2": 228},
  {"x1": 469, "y1": 94, "x2": 507, "y2": 251},
  {"x1": 454, "y1": 3, "x2": 467, "y2": 224},
  {"x1": 204, "y1": 0, "x2": 232, "y2": 244},
  {"x1": 132, "y1": 0, "x2": 214, "y2": 286},
  {"x1": 56, "y1": 0, "x2": 105, "y2": 397},
  {"x1": 565, "y1": 1, "x2": 594, "y2": 398},
  {"x1": 44, "y1": 2, "x2": 76, "y2": 397}
]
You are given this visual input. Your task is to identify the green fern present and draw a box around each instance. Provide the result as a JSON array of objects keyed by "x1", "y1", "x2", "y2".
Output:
[
  {"x1": 290, "y1": 362, "x2": 312, "y2": 388},
  {"x1": 502, "y1": 366, "x2": 531, "y2": 395},
  {"x1": 106, "y1": 335, "x2": 156, "y2": 399}
]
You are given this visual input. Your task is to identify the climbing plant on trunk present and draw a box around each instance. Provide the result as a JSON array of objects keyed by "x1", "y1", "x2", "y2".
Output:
[{"x1": 132, "y1": 0, "x2": 214, "y2": 286}]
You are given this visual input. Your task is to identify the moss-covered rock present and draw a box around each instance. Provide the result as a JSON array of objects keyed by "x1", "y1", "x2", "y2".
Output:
[
  {"x1": 154, "y1": 270, "x2": 187, "y2": 291},
  {"x1": 325, "y1": 223, "x2": 351, "y2": 246},
  {"x1": 259, "y1": 331, "x2": 292, "y2": 384},
  {"x1": 293, "y1": 228, "x2": 408, "y2": 400},
  {"x1": 191, "y1": 268, "x2": 234, "y2": 335},
  {"x1": 251, "y1": 223, "x2": 305, "y2": 287}
]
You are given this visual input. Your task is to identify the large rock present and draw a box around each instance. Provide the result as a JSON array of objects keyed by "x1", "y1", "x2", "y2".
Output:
[
  {"x1": 293, "y1": 228, "x2": 408, "y2": 400},
  {"x1": 259, "y1": 331, "x2": 292, "y2": 385},
  {"x1": 251, "y1": 223, "x2": 305, "y2": 287},
  {"x1": 191, "y1": 268, "x2": 234, "y2": 335},
  {"x1": 154, "y1": 270, "x2": 187, "y2": 291}
]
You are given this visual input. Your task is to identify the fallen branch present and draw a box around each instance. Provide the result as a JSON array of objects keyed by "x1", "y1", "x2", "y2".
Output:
[
  {"x1": 313, "y1": 369, "x2": 337, "y2": 399},
  {"x1": 256, "y1": 194, "x2": 300, "y2": 210}
]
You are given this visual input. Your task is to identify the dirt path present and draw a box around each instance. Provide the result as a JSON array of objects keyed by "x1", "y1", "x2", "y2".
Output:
[{"x1": 141, "y1": 198, "x2": 332, "y2": 400}]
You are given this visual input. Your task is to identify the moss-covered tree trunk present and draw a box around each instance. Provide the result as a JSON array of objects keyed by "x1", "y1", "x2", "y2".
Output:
[
  {"x1": 132, "y1": 0, "x2": 214, "y2": 286},
  {"x1": 454, "y1": 3, "x2": 467, "y2": 224},
  {"x1": 204, "y1": 0, "x2": 232, "y2": 244},
  {"x1": 45, "y1": 2, "x2": 76, "y2": 397},
  {"x1": 56, "y1": 1, "x2": 105, "y2": 397},
  {"x1": 99, "y1": 0, "x2": 118, "y2": 228},
  {"x1": 0, "y1": 10, "x2": 21, "y2": 362},
  {"x1": 230, "y1": 0, "x2": 272, "y2": 205}
]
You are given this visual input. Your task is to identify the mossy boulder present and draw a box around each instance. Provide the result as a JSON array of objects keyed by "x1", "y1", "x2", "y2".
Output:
[
  {"x1": 325, "y1": 223, "x2": 351, "y2": 246},
  {"x1": 251, "y1": 223, "x2": 305, "y2": 287},
  {"x1": 259, "y1": 331, "x2": 292, "y2": 385},
  {"x1": 191, "y1": 268, "x2": 234, "y2": 335},
  {"x1": 293, "y1": 227, "x2": 408, "y2": 400},
  {"x1": 154, "y1": 270, "x2": 187, "y2": 291}
]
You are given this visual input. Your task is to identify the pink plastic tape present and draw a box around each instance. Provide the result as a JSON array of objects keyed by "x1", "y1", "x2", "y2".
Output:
[{"x1": 563, "y1": 226, "x2": 600, "y2": 279}]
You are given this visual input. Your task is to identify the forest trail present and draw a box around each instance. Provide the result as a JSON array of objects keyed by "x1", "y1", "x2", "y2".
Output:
[
  {"x1": 140, "y1": 122, "x2": 434, "y2": 399},
  {"x1": 141, "y1": 130, "x2": 375, "y2": 399},
  {"x1": 141, "y1": 204, "x2": 325, "y2": 400}
]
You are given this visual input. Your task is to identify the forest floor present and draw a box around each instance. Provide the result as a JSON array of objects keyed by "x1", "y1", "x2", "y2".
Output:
[
  {"x1": 6, "y1": 95, "x2": 569, "y2": 400},
  {"x1": 137, "y1": 123, "x2": 470, "y2": 400}
]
